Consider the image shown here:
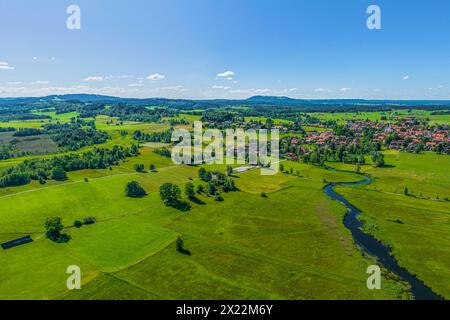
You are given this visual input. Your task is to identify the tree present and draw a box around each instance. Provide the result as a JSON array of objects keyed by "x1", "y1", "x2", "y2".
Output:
[
  {"x1": 185, "y1": 182, "x2": 196, "y2": 200},
  {"x1": 403, "y1": 187, "x2": 409, "y2": 196},
  {"x1": 130, "y1": 144, "x2": 139, "y2": 155},
  {"x1": 125, "y1": 181, "x2": 147, "y2": 198},
  {"x1": 265, "y1": 118, "x2": 274, "y2": 129},
  {"x1": 279, "y1": 164, "x2": 284, "y2": 172},
  {"x1": 223, "y1": 178, "x2": 236, "y2": 192},
  {"x1": 206, "y1": 181, "x2": 217, "y2": 195},
  {"x1": 226, "y1": 165, "x2": 233, "y2": 176},
  {"x1": 199, "y1": 167, "x2": 212, "y2": 182},
  {"x1": 45, "y1": 217, "x2": 70, "y2": 243},
  {"x1": 358, "y1": 155, "x2": 366, "y2": 165},
  {"x1": 261, "y1": 192, "x2": 268, "y2": 198},
  {"x1": 371, "y1": 151, "x2": 385, "y2": 168},
  {"x1": 149, "y1": 164, "x2": 156, "y2": 172},
  {"x1": 134, "y1": 163, "x2": 145, "y2": 172},
  {"x1": 160, "y1": 183, "x2": 182, "y2": 206},
  {"x1": 197, "y1": 184, "x2": 205, "y2": 194},
  {"x1": 160, "y1": 183, "x2": 191, "y2": 211},
  {"x1": 74, "y1": 220, "x2": 82, "y2": 228},
  {"x1": 51, "y1": 167, "x2": 67, "y2": 181},
  {"x1": 414, "y1": 142, "x2": 424, "y2": 154}
]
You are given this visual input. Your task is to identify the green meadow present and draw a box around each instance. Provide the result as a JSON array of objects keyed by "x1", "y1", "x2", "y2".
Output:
[
  {"x1": 333, "y1": 151, "x2": 450, "y2": 299},
  {"x1": 0, "y1": 111, "x2": 448, "y2": 300},
  {"x1": 311, "y1": 110, "x2": 450, "y2": 125},
  {"x1": 0, "y1": 143, "x2": 408, "y2": 300}
]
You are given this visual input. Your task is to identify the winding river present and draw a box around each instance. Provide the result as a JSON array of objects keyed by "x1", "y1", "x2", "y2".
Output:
[{"x1": 324, "y1": 175, "x2": 442, "y2": 300}]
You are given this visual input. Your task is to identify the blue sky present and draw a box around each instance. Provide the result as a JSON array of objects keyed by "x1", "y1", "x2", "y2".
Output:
[{"x1": 1, "y1": 0, "x2": 450, "y2": 99}]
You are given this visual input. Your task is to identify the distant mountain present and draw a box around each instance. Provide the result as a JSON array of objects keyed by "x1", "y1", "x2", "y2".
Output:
[
  {"x1": 1, "y1": 94, "x2": 450, "y2": 110},
  {"x1": 246, "y1": 95, "x2": 303, "y2": 103},
  {"x1": 42, "y1": 94, "x2": 119, "y2": 102},
  {"x1": 245, "y1": 96, "x2": 450, "y2": 107}
]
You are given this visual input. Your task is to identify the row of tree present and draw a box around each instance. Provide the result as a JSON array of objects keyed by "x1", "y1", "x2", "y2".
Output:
[
  {"x1": 133, "y1": 128, "x2": 174, "y2": 143},
  {"x1": 0, "y1": 145, "x2": 139, "y2": 188}
]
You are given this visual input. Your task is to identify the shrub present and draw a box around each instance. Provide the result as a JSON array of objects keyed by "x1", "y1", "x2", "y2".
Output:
[
  {"x1": 51, "y1": 167, "x2": 67, "y2": 181},
  {"x1": 125, "y1": 181, "x2": 147, "y2": 198},
  {"x1": 74, "y1": 220, "x2": 83, "y2": 228},
  {"x1": 197, "y1": 184, "x2": 205, "y2": 194},
  {"x1": 160, "y1": 183, "x2": 191, "y2": 211},
  {"x1": 185, "y1": 183, "x2": 196, "y2": 200},
  {"x1": 176, "y1": 236, "x2": 191, "y2": 256},
  {"x1": 206, "y1": 181, "x2": 217, "y2": 195},
  {"x1": 83, "y1": 216, "x2": 97, "y2": 225},
  {"x1": 160, "y1": 183, "x2": 181, "y2": 206}
]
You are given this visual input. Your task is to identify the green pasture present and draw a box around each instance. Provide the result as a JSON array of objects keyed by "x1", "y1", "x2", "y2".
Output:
[
  {"x1": 334, "y1": 152, "x2": 450, "y2": 299},
  {"x1": 0, "y1": 153, "x2": 408, "y2": 300}
]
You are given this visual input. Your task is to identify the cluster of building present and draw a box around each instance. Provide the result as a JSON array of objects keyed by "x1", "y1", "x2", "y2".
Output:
[
  {"x1": 373, "y1": 119, "x2": 449, "y2": 152},
  {"x1": 286, "y1": 118, "x2": 450, "y2": 154}
]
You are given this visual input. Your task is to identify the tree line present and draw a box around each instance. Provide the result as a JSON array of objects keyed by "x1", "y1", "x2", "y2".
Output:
[{"x1": 0, "y1": 145, "x2": 140, "y2": 188}]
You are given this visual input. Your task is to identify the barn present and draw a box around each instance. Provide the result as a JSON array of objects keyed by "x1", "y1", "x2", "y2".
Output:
[{"x1": 1, "y1": 236, "x2": 33, "y2": 250}]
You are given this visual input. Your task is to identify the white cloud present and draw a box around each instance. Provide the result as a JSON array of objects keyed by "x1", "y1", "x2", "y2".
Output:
[
  {"x1": 340, "y1": 87, "x2": 351, "y2": 92},
  {"x1": 161, "y1": 85, "x2": 186, "y2": 91},
  {"x1": 229, "y1": 88, "x2": 270, "y2": 95},
  {"x1": 429, "y1": 85, "x2": 444, "y2": 91},
  {"x1": 30, "y1": 81, "x2": 50, "y2": 85},
  {"x1": 374, "y1": 89, "x2": 382, "y2": 92},
  {"x1": 147, "y1": 73, "x2": 166, "y2": 81},
  {"x1": 402, "y1": 75, "x2": 410, "y2": 80},
  {"x1": 84, "y1": 76, "x2": 104, "y2": 81},
  {"x1": 118, "y1": 75, "x2": 134, "y2": 79},
  {"x1": 212, "y1": 85, "x2": 231, "y2": 90},
  {"x1": 217, "y1": 70, "x2": 235, "y2": 78},
  {"x1": 129, "y1": 83, "x2": 144, "y2": 87},
  {"x1": 0, "y1": 61, "x2": 14, "y2": 70},
  {"x1": 32, "y1": 57, "x2": 57, "y2": 63},
  {"x1": 289, "y1": 88, "x2": 298, "y2": 92},
  {"x1": 314, "y1": 88, "x2": 326, "y2": 92}
]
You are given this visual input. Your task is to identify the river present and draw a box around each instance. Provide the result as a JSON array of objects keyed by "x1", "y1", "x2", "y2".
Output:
[{"x1": 323, "y1": 175, "x2": 442, "y2": 300}]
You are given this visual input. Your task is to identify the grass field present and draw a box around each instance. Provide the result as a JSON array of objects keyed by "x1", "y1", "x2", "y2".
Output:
[
  {"x1": 334, "y1": 152, "x2": 450, "y2": 299},
  {"x1": 0, "y1": 111, "x2": 448, "y2": 300},
  {"x1": 311, "y1": 110, "x2": 450, "y2": 125},
  {"x1": 0, "y1": 147, "x2": 408, "y2": 300}
]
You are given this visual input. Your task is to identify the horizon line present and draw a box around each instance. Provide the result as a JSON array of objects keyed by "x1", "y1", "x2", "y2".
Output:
[{"x1": 1, "y1": 93, "x2": 450, "y2": 103}]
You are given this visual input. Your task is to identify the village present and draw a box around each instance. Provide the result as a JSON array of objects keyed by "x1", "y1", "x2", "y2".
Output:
[{"x1": 284, "y1": 117, "x2": 450, "y2": 155}]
